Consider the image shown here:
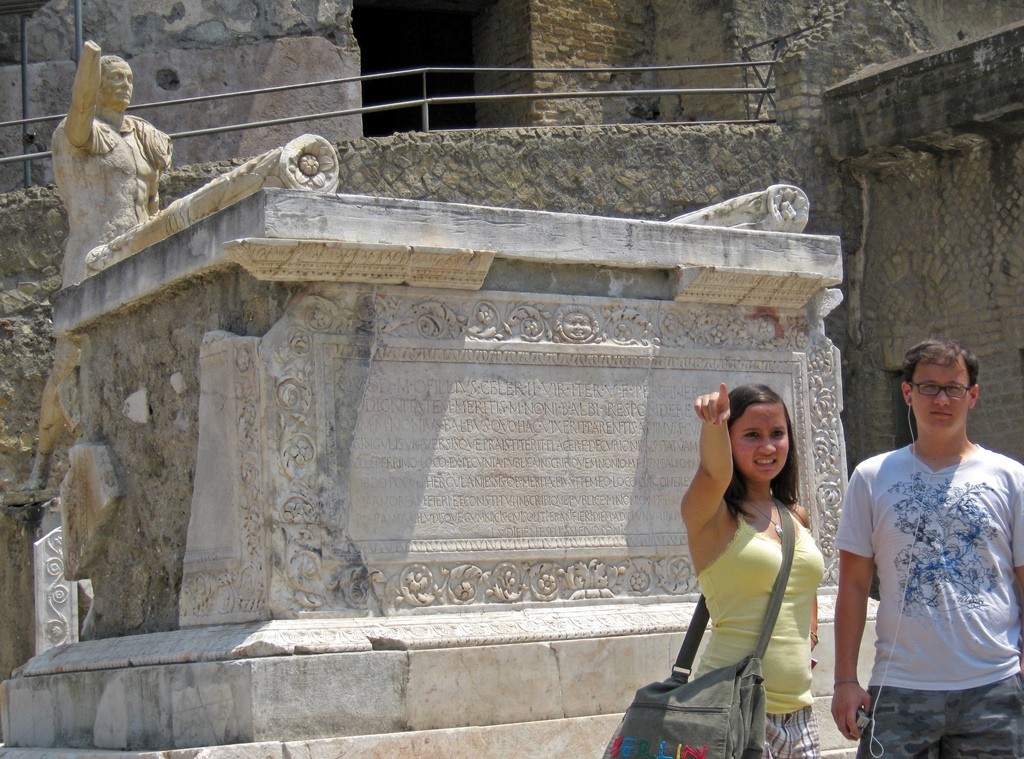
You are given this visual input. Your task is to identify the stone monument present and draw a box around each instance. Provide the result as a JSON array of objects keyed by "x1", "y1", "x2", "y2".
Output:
[{"x1": 1, "y1": 171, "x2": 846, "y2": 756}]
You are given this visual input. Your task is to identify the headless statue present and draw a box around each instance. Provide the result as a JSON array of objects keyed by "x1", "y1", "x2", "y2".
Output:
[{"x1": 20, "y1": 42, "x2": 172, "y2": 492}]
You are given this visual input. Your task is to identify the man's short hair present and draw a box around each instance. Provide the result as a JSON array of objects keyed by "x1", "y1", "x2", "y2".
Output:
[
  {"x1": 100, "y1": 55, "x2": 130, "y2": 74},
  {"x1": 902, "y1": 338, "x2": 979, "y2": 387}
]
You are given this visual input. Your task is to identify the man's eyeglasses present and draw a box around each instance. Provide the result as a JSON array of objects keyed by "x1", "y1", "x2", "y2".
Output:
[{"x1": 908, "y1": 382, "x2": 972, "y2": 399}]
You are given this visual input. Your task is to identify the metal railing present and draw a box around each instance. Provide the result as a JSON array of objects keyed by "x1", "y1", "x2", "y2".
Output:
[
  {"x1": 741, "y1": 23, "x2": 819, "y2": 118},
  {"x1": 0, "y1": 60, "x2": 778, "y2": 180}
]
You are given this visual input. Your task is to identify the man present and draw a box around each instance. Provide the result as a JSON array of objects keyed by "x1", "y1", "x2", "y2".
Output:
[
  {"x1": 832, "y1": 338, "x2": 1024, "y2": 756},
  {"x1": 19, "y1": 42, "x2": 171, "y2": 492}
]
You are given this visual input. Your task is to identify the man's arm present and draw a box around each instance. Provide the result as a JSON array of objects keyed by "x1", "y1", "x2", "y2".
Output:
[
  {"x1": 1016, "y1": 565, "x2": 1024, "y2": 674},
  {"x1": 64, "y1": 41, "x2": 102, "y2": 149},
  {"x1": 831, "y1": 550, "x2": 874, "y2": 740}
]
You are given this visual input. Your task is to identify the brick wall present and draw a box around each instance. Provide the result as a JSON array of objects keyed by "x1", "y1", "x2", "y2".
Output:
[{"x1": 527, "y1": 0, "x2": 653, "y2": 126}]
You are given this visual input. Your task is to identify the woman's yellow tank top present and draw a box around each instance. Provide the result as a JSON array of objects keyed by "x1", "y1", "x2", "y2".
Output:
[{"x1": 695, "y1": 512, "x2": 824, "y2": 714}]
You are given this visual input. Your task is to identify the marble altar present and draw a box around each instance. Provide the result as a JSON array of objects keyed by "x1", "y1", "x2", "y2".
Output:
[{"x1": 1, "y1": 188, "x2": 846, "y2": 756}]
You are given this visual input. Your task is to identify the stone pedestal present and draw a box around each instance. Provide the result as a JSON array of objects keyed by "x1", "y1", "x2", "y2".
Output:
[{"x1": 1, "y1": 191, "x2": 848, "y2": 755}]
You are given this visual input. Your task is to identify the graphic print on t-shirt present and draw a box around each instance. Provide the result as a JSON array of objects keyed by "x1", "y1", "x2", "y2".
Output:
[{"x1": 887, "y1": 474, "x2": 999, "y2": 617}]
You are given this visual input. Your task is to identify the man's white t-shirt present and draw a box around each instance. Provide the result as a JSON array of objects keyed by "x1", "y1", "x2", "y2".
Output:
[{"x1": 836, "y1": 445, "x2": 1024, "y2": 690}]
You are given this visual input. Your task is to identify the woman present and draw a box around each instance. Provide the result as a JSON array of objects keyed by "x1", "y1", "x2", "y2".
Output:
[{"x1": 681, "y1": 383, "x2": 824, "y2": 758}]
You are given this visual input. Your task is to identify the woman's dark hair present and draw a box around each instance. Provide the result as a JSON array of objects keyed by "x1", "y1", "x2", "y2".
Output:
[{"x1": 723, "y1": 384, "x2": 800, "y2": 516}]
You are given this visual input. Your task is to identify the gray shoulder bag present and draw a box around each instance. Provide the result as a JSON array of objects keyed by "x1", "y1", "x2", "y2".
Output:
[{"x1": 603, "y1": 501, "x2": 796, "y2": 759}]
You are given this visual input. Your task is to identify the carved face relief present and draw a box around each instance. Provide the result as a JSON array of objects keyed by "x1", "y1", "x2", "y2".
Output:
[
  {"x1": 555, "y1": 306, "x2": 600, "y2": 343},
  {"x1": 99, "y1": 59, "x2": 133, "y2": 112}
]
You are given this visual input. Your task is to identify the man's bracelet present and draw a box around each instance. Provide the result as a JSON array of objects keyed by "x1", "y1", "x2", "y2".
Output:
[{"x1": 833, "y1": 679, "x2": 860, "y2": 687}]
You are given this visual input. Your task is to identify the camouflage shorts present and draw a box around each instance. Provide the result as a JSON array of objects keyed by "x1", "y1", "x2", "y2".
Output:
[{"x1": 859, "y1": 673, "x2": 1024, "y2": 758}]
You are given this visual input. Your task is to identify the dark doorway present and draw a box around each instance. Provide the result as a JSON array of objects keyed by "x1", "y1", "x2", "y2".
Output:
[
  {"x1": 892, "y1": 372, "x2": 915, "y2": 450},
  {"x1": 352, "y1": 7, "x2": 477, "y2": 136}
]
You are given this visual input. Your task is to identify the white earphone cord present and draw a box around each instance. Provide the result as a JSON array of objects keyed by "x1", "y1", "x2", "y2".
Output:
[{"x1": 864, "y1": 402, "x2": 926, "y2": 758}]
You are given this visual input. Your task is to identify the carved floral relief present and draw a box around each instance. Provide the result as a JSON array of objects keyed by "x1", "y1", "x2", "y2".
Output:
[{"x1": 181, "y1": 284, "x2": 843, "y2": 623}]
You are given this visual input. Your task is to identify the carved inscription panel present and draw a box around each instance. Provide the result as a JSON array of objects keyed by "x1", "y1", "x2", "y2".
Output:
[
  {"x1": 192, "y1": 284, "x2": 845, "y2": 619},
  {"x1": 335, "y1": 349, "x2": 799, "y2": 556}
]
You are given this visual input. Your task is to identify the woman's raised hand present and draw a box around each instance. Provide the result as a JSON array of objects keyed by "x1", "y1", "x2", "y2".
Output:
[{"x1": 694, "y1": 382, "x2": 730, "y2": 425}]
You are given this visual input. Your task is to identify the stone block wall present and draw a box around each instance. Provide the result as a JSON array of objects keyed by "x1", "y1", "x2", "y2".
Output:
[
  {"x1": 841, "y1": 138, "x2": 1024, "y2": 465},
  {"x1": 651, "y1": 0, "x2": 744, "y2": 122},
  {"x1": 472, "y1": 0, "x2": 534, "y2": 128}
]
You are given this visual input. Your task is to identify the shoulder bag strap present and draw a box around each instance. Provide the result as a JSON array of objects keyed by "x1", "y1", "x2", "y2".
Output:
[
  {"x1": 673, "y1": 500, "x2": 797, "y2": 674},
  {"x1": 752, "y1": 499, "x2": 796, "y2": 660},
  {"x1": 672, "y1": 595, "x2": 709, "y2": 675}
]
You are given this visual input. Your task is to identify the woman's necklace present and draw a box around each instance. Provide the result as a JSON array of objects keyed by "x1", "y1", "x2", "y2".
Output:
[{"x1": 745, "y1": 501, "x2": 783, "y2": 537}]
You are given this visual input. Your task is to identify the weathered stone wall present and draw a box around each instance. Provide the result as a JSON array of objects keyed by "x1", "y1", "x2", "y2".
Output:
[
  {"x1": 331, "y1": 123, "x2": 797, "y2": 217},
  {"x1": 763, "y1": 3, "x2": 1024, "y2": 467},
  {"x1": 907, "y1": 0, "x2": 1024, "y2": 47},
  {"x1": 0, "y1": 0, "x2": 354, "y2": 62},
  {"x1": 840, "y1": 139, "x2": 1024, "y2": 464},
  {"x1": 651, "y1": 0, "x2": 744, "y2": 122},
  {"x1": 71, "y1": 270, "x2": 291, "y2": 640},
  {"x1": 0, "y1": 188, "x2": 69, "y2": 492}
]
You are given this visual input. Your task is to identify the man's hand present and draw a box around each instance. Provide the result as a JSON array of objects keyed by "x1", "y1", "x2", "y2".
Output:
[
  {"x1": 65, "y1": 41, "x2": 103, "y2": 149},
  {"x1": 831, "y1": 682, "x2": 872, "y2": 740}
]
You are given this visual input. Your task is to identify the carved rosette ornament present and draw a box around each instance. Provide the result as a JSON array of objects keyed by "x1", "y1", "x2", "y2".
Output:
[
  {"x1": 34, "y1": 526, "x2": 78, "y2": 653},
  {"x1": 364, "y1": 556, "x2": 699, "y2": 613},
  {"x1": 274, "y1": 135, "x2": 340, "y2": 193}
]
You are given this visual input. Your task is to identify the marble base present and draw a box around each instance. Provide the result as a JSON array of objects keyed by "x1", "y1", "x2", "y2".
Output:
[
  {"x1": 1, "y1": 623, "x2": 683, "y2": 751},
  {"x1": 8, "y1": 715, "x2": 621, "y2": 759},
  {"x1": 0, "y1": 715, "x2": 858, "y2": 759},
  {"x1": 2, "y1": 607, "x2": 867, "y2": 756}
]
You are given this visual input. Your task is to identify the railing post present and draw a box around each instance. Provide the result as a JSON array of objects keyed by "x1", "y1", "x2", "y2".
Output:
[
  {"x1": 21, "y1": 14, "x2": 31, "y2": 189},
  {"x1": 422, "y1": 70, "x2": 430, "y2": 132},
  {"x1": 74, "y1": 0, "x2": 83, "y2": 62}
]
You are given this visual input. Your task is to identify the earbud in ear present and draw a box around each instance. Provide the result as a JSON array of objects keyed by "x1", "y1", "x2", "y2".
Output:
[{"x1": 906, "y1": 396, "x2": 912, "y2": 405}]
